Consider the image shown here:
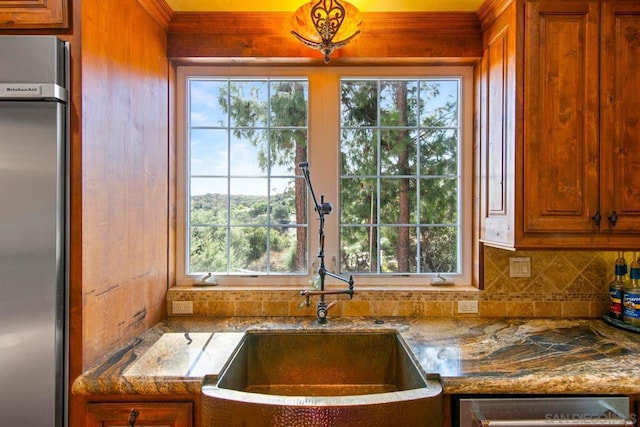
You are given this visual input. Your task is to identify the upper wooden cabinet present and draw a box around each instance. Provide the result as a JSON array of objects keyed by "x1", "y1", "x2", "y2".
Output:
[
  {"x1": 0, "y1": 0, "x2": 69, "y2": 29},
  {"x1": 600, "y1": 1, "x2": 640, "y2": 235},
  {"x1": 480, "y1": 0, "x2": 640, "y2": 249}
]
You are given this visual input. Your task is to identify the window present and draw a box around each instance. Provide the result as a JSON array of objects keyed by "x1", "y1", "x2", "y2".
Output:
[
  {"x1": 176, "y1": 66, "x2": 472, "y2": 286},
  {"x1": 340, "y1": 78, "x2": 462, "y2": 275},
  {"x1": 185, "y1": 77, "x2": 309, "y2": 276}
]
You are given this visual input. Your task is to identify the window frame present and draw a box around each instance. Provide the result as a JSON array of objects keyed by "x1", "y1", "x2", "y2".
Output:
[{"x1": 176, "y1": 65, "x2": 473, "y2": 287}]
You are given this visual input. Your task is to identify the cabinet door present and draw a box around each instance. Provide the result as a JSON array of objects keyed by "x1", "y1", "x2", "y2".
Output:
[
  {"x1": 523, "y1": 0, "x2": 600, "y2": 234},
  {"x1": 601, "y1": 1, "x2": 640, "y2": 234},
  {"x1": 480, "y1": 0, "x2": 517, "y2": 248},
  {"x1": 86, "y1": 402, "x2": 192, "y2": 427},
  {"x1": 0, "y1": 0, "x2": 69, "y2": 29}
]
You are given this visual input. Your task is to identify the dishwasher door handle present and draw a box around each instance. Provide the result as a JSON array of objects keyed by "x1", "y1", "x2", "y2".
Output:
[{"x1": 476, "y1": 418, "x2": 635, "y2": 427}]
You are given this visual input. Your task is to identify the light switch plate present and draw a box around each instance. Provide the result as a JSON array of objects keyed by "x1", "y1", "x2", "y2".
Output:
[{"x1": 509, "y1": 257, "x2": 531, "y2": 278}]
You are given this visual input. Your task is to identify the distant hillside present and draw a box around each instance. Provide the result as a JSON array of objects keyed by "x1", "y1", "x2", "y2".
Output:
[{"x1": 191, "y1": 193, "x2": 268, "y2": 211}]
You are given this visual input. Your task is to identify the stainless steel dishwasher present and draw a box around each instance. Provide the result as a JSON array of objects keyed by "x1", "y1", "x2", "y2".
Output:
[{"x1": 459, "y1": 397, "x2": 634, "y2": 427}]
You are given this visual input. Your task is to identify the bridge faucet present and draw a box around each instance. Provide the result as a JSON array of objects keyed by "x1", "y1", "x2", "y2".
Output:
[{"x1": 298, "y1": 162, "x2": 355, "y2": 324}]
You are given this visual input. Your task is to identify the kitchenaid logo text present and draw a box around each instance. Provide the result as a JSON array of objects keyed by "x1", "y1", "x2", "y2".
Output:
[{"x1": 2, "y1": 85, "x2": 42, "y2": 95}]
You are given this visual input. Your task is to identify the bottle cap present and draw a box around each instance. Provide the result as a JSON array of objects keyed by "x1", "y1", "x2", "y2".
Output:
[
  {"x1": 630, "y1": 260, "x2": 640, "y2": 280},
  {"x1": 615, "y1": 257, "x2": 628, "y2": 276}
]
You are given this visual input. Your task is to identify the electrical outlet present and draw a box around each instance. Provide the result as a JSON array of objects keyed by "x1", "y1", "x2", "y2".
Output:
[
  {"x1": 458, "y1": 300, "x2": 478, "y2": 314},
  {"x1": 509, "y1": 257, "x2": 532, "y2": 278},
  {"x1": 172, "y1": 300, "x2": 193, "y2": 315}
]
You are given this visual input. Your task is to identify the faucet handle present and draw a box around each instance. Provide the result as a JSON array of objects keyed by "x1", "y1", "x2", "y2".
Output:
[
  {"x1": 317, "y1": 304, "x2": 328, "y2": 320},
  {"x1": 316, "y1": 300, "x2": 337, "y2": 321},
  {"x1": 300, "y1": 290, "x2": 312, "y2": 307}
]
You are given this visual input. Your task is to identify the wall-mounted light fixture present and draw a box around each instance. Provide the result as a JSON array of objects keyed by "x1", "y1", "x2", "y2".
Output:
[{"x1": 291, "y1": 0, "x2": 361, "y2": 63}]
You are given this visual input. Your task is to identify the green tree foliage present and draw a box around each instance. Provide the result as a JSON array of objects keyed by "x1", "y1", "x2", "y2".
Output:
[
  {"x1": 190, "y1": 191, "x2": 300, "y2": 273},
  {"x1": 189, "y1": 79, "x2": 308, "y2": 274},
  {"x1": 189, "y1": 77, "x2": 460, "y2": 276},
  {"x1": 340, "y1": 79, "x2": 459, "y2": 274}
]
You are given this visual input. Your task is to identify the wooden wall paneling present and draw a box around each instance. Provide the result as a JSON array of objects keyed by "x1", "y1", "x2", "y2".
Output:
[
  {"x1": 80, "y1": 0, "x2": 169, "y2": 371},
  {"x1": 167, "y1": 12, "x2": 483, "y2": 61}
]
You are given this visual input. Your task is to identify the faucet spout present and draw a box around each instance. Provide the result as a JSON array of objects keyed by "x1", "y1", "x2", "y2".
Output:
[{"x1": 300, "y1": 287, "x2": 355, "y2": 300}]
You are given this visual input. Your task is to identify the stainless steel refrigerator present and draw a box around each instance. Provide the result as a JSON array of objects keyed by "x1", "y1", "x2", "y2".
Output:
[{"x1": 0, "y1": 35, "x2": 68, "y2": 427}]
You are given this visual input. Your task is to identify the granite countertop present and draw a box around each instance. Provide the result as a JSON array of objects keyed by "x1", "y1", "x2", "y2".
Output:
[{"x1": 71, "y1": 317, "x2": 640, "y2": 396}]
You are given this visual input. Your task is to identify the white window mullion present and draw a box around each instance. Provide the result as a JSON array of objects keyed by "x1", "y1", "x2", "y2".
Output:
[{"x1": 308, "y1": 71, "x2": 340, "y2": 276}]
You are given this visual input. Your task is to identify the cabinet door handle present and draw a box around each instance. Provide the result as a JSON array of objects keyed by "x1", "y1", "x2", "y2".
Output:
[
  {"x1": 608, "y1": 210, "x2": 618, "y2": 226},
  {"x1": 591, "y1": 210, "x2": 601, "y2": 226},
  {"x1": 128, "y1": 408, "x2": 139, "y2": 427}
]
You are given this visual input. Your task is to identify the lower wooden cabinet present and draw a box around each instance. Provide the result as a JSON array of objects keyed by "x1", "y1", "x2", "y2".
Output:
[{"x1": 85, "y1": 401, "x2": 192, "y2": 427}]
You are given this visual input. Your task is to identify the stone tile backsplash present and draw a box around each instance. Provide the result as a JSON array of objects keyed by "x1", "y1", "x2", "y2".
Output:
[
  {"x1": 480, "y1": 247, "x2": 618, "y2": 318},
  {"x1": 168, "y1": 248, "x2": 628, "y2": 318}
]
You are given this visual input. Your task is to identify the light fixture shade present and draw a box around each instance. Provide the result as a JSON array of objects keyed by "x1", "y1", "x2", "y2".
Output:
[{"x1": 291, "y1": 0, "x2": 362, "y2": 63}]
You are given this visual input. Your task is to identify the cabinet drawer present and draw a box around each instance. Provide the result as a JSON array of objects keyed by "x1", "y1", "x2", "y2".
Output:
[{"x1": 86, "y1": 401, "x2": 192, "y2": 427}]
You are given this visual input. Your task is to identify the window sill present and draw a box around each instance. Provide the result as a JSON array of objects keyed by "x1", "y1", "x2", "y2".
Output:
[{"x1": 171, "y1": 283, "x2": 479, "y2": 292}]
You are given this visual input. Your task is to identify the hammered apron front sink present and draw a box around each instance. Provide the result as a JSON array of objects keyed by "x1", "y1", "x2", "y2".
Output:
[{"x1": 201, "y1": 329, "x2": 442, "y2": 426}]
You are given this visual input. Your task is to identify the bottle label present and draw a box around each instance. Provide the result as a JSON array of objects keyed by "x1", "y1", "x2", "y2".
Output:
[
  {"x1": 609, "y1": 287, "x2": 623, "y2": 318},
  {"x1": 623, "y1": 291, "x2": 640, "y2": 323}
]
